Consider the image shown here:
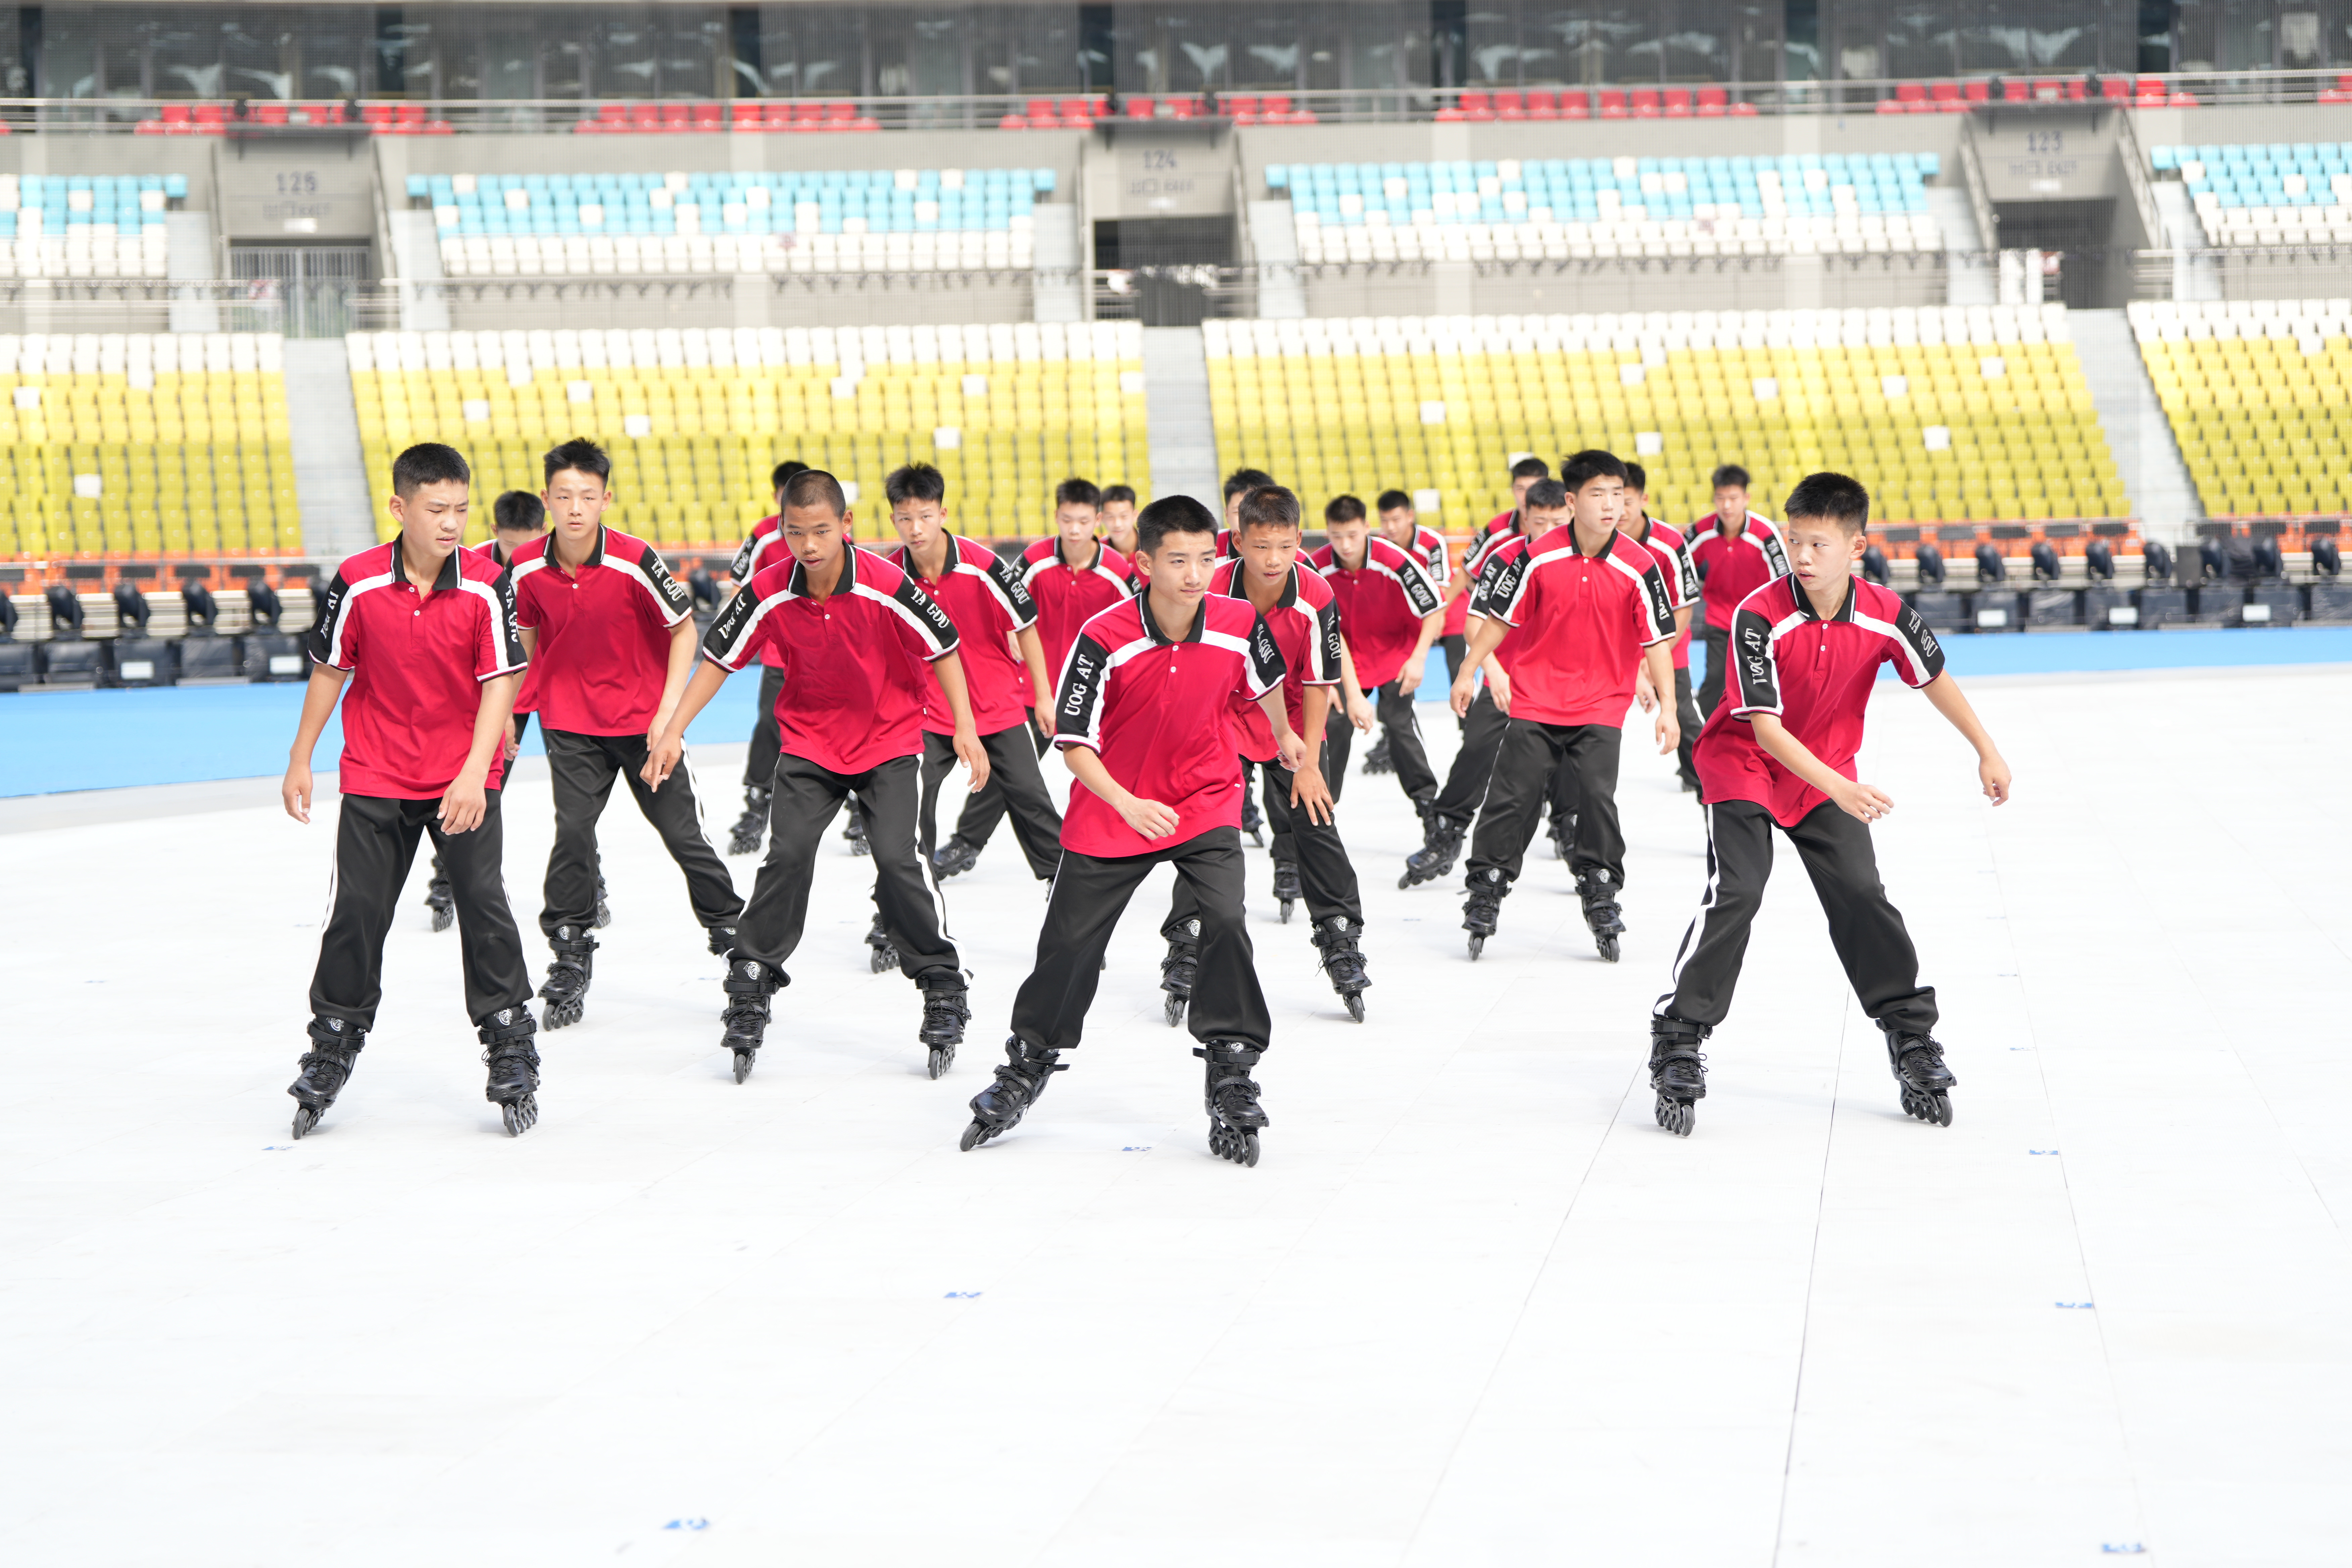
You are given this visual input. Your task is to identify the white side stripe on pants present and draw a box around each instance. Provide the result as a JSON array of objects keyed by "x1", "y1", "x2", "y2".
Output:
[{"x1": 1654, "y1": 801, "x2": 1724, "y2": 1018}]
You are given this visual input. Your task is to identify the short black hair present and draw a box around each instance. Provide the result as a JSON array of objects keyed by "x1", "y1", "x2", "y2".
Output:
[
  {"x1": 1100, "y1": 483, "x2": 1137, "y2": 507},
  {"x1": 884, "y1": 462, "x2": 947, "y2": 506},
  {"x1": 771, "y1": 459, "x2": 809, "y2": 492},
  {"x1": 392, "y1": 442, "x2": 469, "y2": 498},
  {"x1": 783, "y1": 468, "x2": 848, "y2": 517},
  {"x1": 1783, "y1": 472, "x2": 1871, "y2": 535},
  {"x1": 1323, "y1": 493, "x2": 1368, "y2": 526},
  {"x1": 1375, "y1": 489, "x2": 1414, "y2": 514},
  {"x1": 1523, "y1": 478, "x2": 1570, "y2": 511},
  {"x1": 1560, "y1": 449, "x2": 1628, "y2": 493},
  {"x1": 1055, "y1": 477, "x2": 1101, "y2": 510},
  {"x1": 1510, "y1": 456, "x2": 1551, "y2": 482},
  {"x1": 1711, "y1": 463, "x2": 1751, "y2": 491},
  {"x1": 1623, "y1": 461, "x2": 1648, "y2": 493},
  {"x1": 1136, "y1": 494, "x2": 1219, "y2": 554},
  {"x1": 1236, "y1": 485, "x2": 1302, "y2": 534},
  {"x1": 493, "y1": 491, "x2": 546, "y2": 533},
  {"x1": 1222, "y1": 467, "x2": 1276, "y2": 502},
  {"x1": 543, "y1": 436, "x2": 611, "y2": 486}
]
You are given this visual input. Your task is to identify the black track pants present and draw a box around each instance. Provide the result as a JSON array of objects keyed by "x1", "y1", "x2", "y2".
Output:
[
  {"x1": 919, "y1": 726, "x2": 1064, "y2": 880},
  {"x1": 1013, "y1": 827, "x2": 1270, "y2": 1053},
  {"x1": 738, "y1": 752, "x2": 958, "y2": 982},
  {"x1": 1697, "y1": 622, "x2": 1733, "y2": 724},
  {"x1": 947, "y1": 717, "x2": 1051, "y2": 846},
  {"x1": 1440, "y1": 635, "x2": 1468, "y2": 729},
  {"x1": 1322, "y1": 681, "x2": 1438, "y2": 802},
  {"x1": 742, "y1": 665, "x2": 786, "y2": 789},
  {"x1": 1431, "y1": 684, "x2": 1510, "y2": 829},
  {"x1": 1466, "y1": 719, "x2": 1625, "y2": 888},
  {"x1": 1172, "y1": 759, "x2": 1362, "y2": 932},
  {"x1": 540, "y1": 728, "x2": 742, "y2": 939},
  {"x1": 1672, "y1": 666, "x2": 1703, "y2": 791},
  {"x1": 1655, "y1": 799, "x2": 1937, "y2": 1033},
  {"x1": 312, "y1": 790, "x2": 534, "y2": 1031}
]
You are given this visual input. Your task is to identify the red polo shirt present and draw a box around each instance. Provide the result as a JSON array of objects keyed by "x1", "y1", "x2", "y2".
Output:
[
  {"x1": 1212, "y1": 558, "x2": 1340, "y2": 761},
  {"x1": 1696, "y1": 575, "x2": 1946, "y2": 826},
  {"x1": 1479, "y1": 524, "x2": 1677, "y2": 726},
  {"x1": 1309, "y1": 535, "x2": 1444, "y2": 687},
  {"x1": 308, "y1": 537, "x2": 526, "y2": 798},
  {"x1": 701, "y1": 544, "x2": 961, "y2": 776},
  {"x1": 1021, "y1": 536, "x2": 1135, "y2": 684},
  {"x1": 1628, "y1": 515, "x2": 1700, "y2": 672},
  {"x1": 1688, "y1": 511, "x2": 1791, "y2": 630},
  {"x1": 1052, "y1": 593, "x2": 1287, "y2": 858},
  {"x1": 470, "y1": 537, "x2": 541, "y2": 715},
  {"x1": 509, "y1": 526, "x2": 693, "y2": 736},
  {"x1": 883, "y1": 533, "x2": 1040, "y2": 738},
  {"x1": 728, "y1": 514, "x2": 790, "y2": 668},
  {"x1": 1466, "y1": 534, "x2": 1533, "y2": 674},
  {"x1": 1454, "y1": 509, "x2": 1524, "y2": 637}
]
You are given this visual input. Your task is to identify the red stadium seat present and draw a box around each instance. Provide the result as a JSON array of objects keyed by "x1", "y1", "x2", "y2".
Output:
[
  {"x1": 2100, "y1": 75, "x2": 2130, "y2": 100},
  {"x1": 1027, "y1": 97, "x2": 1057, "y2": 124},
  {"x1": 1459, "y1": 90, "x2": 1494, "y2": 121},
  {"x1": 1664, "y1": 87, "x2": 1692, "y2": 117},
  {"x1": 1559, "y1": 90, "x2": 1591, "y2": 119},
  {"x1": 999, "y1": 113, "x2": 1030, "y2": 130},
  {"x1": 1493, "y1": 90, "x2": 1526, "y2": 120},
  {"x1": 691, "y1": 103, "x2": 721, "y2": 131},
  {"x1": 730, "y1": 100, "x2": 761, "y2": 129},
  {"x1": 1930, "y1": 82, "x2": 1963, "y2": 111},
  {"x1": 1696, "y1": 86, "x2": 1728, "y2": 116},
  {"x1": 1598, "y1": 89, "x2": 1628, "y2": 119},
  {"x1": 1126, "y1": 95, "x2": 1156, "y2": 118},
  {"x1": 2002, "y1": 78, "x2": 2029, "y2": 101},
  {"x1": 1630, "y1": 88, "x2": 1661, "y2": 118}
]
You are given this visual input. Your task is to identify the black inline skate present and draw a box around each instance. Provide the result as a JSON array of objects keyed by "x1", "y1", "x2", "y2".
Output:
[
  {"x1": 288, "y1": 1016, "x2": 364, "y2": 1138},
  {"x1": 1272, "y1": 860, "x2": 1302, "y2": 924},
  {"x1": 1883, "y1": 1024, "x2": 1956, "y2": 1126},
  {"x1": 1576, "y1": 869, "x2": 1625, "y2": 963},
  {"x1": 918, "y1": 973, "x2": 969, "y2": 1079},
  {"x1": 1649, "y1": 1016, "x2": 1710, "y2": 1136},
  {"x1": 866, "y1": 913, "x2": 901, "y2": 975},
  {"x1": 538, "y1": 924, "x2": 597, "y2": 1029},
  {"x1": 1549, "y1": 817, "x2": 1572, "y2": 862},
  {"x1": 1462, "y1": 867, "x2": 1507, "y2": 959},
  {"x1": 1240, "y1": 787, "x2": 1265, "y2": 849},
  {"x1": 1362, "y1": 734, "x2": 1393, "y2": 775},
  {"x1": 728, "y1": 786, "x2": 770, "y2": 856},
  {"x1": 423, "y1": 856, "x2": 454, "y2": 933},
  {"x1": 959, "y1": 1037, "x2": 1067, "y2": 1150},
  {"x1": 479, "y1": 1007, "x2": 541, "y2": 1136},
  {"x1": 844, "y1": 815, "x2": 871, "y2": 857},
  {"x1": 1311, "y1": 916, "x2": 1370, "y2": 1022},
  {"x1": 1160, "y1": 917, "x2": 1199, "y2": 1028},
  {"x1": 931, "y1": 834, "x2": 982, "y2": 880},
  {"x1": 721, "y1": 957, "x2": 787, "y2": 1082},
  {"x1": 1399, "y1": 818, "x2": 1465, "y2": 890},
  {"x1": 706, "y1": 925, "x2": 737, "y2": 957},
  {"x1": 1196, "y1": 1041, "x2": 1269, "y2": 1167},
  {"x1": 593, "y1": 872, "x2": 611, "y2": 930}
]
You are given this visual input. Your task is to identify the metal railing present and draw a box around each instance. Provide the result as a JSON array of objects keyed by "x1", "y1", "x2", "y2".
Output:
[{"x1": 4, "y1": 67, "x2": 2351, "y2": 137}]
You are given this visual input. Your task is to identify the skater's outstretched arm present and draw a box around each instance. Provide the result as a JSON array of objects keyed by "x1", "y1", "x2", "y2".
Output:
[
  {"x1": 1747, "y1": 715, "x2": 1893, "y2": 824},
  {"x1": 930, "y1": 652, "x2": 993, "y2": 793},
  {"x1": 642, "y1": 660, "x2": 731, "y2": 790},
  {"x1": 281, "y1": 664, "x2": 350, "y2": 824},
  {"x1": 1063, "y1": 744, "x2": 1180, "y2": 839},
  {"x1": 1920, "y1": 673, "x2": 2012, "y2": 805}
]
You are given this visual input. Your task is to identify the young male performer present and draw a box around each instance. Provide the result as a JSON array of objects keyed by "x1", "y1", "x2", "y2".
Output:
[
  {"x1": 1099, "y1": 483, "x2": 1140, "y2": 556},
  {"x1": 1361, "y1": 488, "x2": 1452, "y2": 777},
  {"x1": 508, "y1": 438, "x2": 742, "y2": 1030},
  {"x1": 1160, "y1": 485, "x2": 1367, "y2": 1021},
  {"x1": 280, "y1": 442, "x2": 540, "y2": 1138},
  {"x1": 645, "y1": 469, "x2": 987, "y2": 1083},
  {"x1": 960, "y1": 495, "x2": 1301, "y2": 1167},
  {"x1": 1688, "y1": 462, "x2": 1788, "y2": 723},
  {"x1": 724, "y1": 458, "x2": 809, "y2": 856},
  {"x1": 879, "y1": 462, "x2": 1063, "y2": 885},
  {"x1": 1221, "y1": 467, "x2": 1276, "y2": 531},
  {"x1": 1625, "y1": 461, "x2": 1705, "y2": 797},
  {"x1": 1451, "y1": 458, "x2": 1678, "y2": 963},
  {"x1": 426, "y1": 488, "x2": 553, "y2": 935},
  {"x1": 1311, "y1": 495, "x2": 1445, "y2": 823},
  {"x1": 1648, "y1": 472, "x2": 2011, "y2": 1137}
]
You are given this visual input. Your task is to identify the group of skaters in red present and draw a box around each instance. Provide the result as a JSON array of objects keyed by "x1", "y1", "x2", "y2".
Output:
[{"x1": 278, "y1": 434, "x2": 2011, "y2": 1159}]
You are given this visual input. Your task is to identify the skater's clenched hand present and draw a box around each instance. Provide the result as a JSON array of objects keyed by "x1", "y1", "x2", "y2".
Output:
[
  {"x1": 955, "y1": 727, "x2": 992, "y2": 793},
  {"x1": 1979, "y1": 753, "x2": 2012, "y2": 806},
  {"x1": 641, "y1": 732, "x2": 682, "y2": 791},
  {"x1": 1290, "y1": 765, "x2": 1335, "y2": 826},
  {"x1": 1634, "y1": 671, "x2": 1659, "y2": 714},
  {"x1": 440, "y1": 770, "x2": 489, "y2": 834},
  {"x1": 1653, "y1": 708, "x2": 1679, "y2": 757},
  {"x1": 1119, "y1": 795, "x2": 1182, "y2": 839},
  {"x1": 282, "y1": 761, "x2": 313, "y2": 824},
  {"x1": 1345, "y1": 687, "x2": 1376, "y2": 732},
  {"x1": 1828, "y1": 778, "x2": 1894, "y2": 824}
]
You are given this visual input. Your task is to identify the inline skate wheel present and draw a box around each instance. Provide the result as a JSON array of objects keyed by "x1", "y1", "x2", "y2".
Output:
[
  {"x1": 1467, "y1": 934, "x2": 1484, "y2": 961},
  {"x1": 870, "y1": 944, "x2": 898, "y2": 976},
  {"x1": 1279, "y1": 899, "x2": 1294, "y2": 925},
  {"x1": 291, "y1": 1106, "x2": 321, "y2": 1139},
  {"x1": 732, "y1": 1050, "x2": 756, "y2": 1085},
  {"x1": 1165, "y1": 994, "x2": 1187, "y2": 1028},
  {"x1": 1208, "y1": 1123, "x2": 1261, "y2": 1167},
  {"x1": 1597, "y1": 933, "x2": 1620, "y2": 964},
  {"x1": 959, "y1": 1120, "x2": 987, "y2": 1152},
  {"x1": 501, "y1": 1096, "x2": 538, "y2": 1137},
  {"x1": 544, "y1": 996, "x2": 584, "y2": 1030},
  {"x1": 1901, "y1": 1086, "x2": 1954, "y2": 1127},
  {"x1": 1343, "y1": 994, "x2": 1365, "y2": 1023},
  {"x1": 927, "y1": 1044, "x2": 954, "y2": 1080},
  {"x1": 430, "y1": 906, "x2": 454, "y2": 934},
  {"x1": 1655, "y1": 1094, "x2": 1694, "y2": 1137}
]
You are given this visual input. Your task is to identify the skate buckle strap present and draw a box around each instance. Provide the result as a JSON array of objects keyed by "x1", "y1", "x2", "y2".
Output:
[
  {"x1": 478, "y1": 1007, "x2": 538, "y2": 1045},
  {"x1": 307, "y1": 1016, "x2": 365, "y2": 1051}
]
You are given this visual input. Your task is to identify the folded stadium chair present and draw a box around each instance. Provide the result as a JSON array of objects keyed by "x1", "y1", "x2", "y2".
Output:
[
  {"x1": 1126, "y1": 96, "x2": 1157, "y2": 118},
  {"x1": 1493, "y1": 90, "x2": 1526, "y2": 121},
  {"x1": 1598, "y1": 89, "x2": 1628, "y2": 119},
  {"x1": 1664, "y1": 88, "x2": 1693, "y2": 117},
  {"x1": 1630, "y1": 88, "x2": 1661, "y2": 118},
  {"x1": 1525, "y1": 89, "x2": 1560, "y2": 120},
  {"x1": 1931, "y1": 82, "x2": 1964, "y2": 111},
  {"x1": 1227, "y1": 94, "x2": 1260, "y2": 125},
  {"x1": 1696, "y1": 86, "x2": 1728, "y2": 117},
  {"x1": 691, "y1": 103, "x2": 722, "y2": 131}
]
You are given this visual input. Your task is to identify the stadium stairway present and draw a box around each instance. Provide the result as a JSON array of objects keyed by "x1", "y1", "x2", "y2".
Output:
[
  {"x1": 1141, "y1": 327, "x2": 1220, "y2": 510},
  {"x1": 284, "y1": 340, "x2": 377, "y2": 563},
  {"x1": 2071, "y1": 309, "x2": 2203, "y2": 538}
]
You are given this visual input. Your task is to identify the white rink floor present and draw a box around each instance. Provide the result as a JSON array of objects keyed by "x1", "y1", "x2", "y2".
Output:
[{"x1": 4, "y1": 670, "x2": 2349, "y2": 1567}]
